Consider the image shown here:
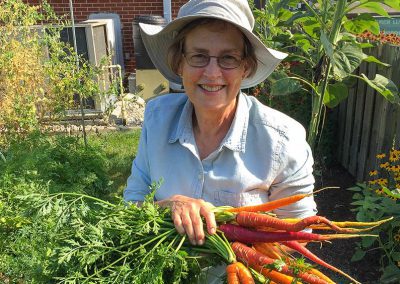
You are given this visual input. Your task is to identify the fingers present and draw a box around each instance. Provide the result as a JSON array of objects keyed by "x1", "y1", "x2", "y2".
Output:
[
  {"x1": 168, "y1": 195, "x2": 216, "y2": 245},
  {"x1": 200, "y1": 204, "x2": 217, "y2": 235}
]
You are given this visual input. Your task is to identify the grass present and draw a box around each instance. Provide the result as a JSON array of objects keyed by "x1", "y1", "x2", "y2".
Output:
[{"x1": 88, "y1": 128, "x2": 141, "y2": 199}]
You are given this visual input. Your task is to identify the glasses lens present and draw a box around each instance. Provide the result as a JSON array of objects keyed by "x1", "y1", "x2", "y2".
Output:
[
  {"x1": 187, "y1": 53, "x2": 209, "y2": 67},
  {"x1": 184, "y1": 53, "x2": 242, "y2": 69},
  {"x1": 218, "y1": 55, "x2": 242, "y2": 69}
]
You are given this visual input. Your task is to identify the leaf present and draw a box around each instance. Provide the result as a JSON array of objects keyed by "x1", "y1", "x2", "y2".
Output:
[
  {"x1": 360, "y1": 74, "x2": 400, "y2": 103},
  {"x1": 320, "y1": 32, "x2": 334, "y2": 61},
  {"x1": 357, "y1": 2, "x2": 390, "y2": 17},
  {"x1": 363, "y1": 55, "x2": 390, "y2": 67},
  {"x1": 351, "y1": 249, "x2": 366, "y2": 262},
  {"x1": 361, "y1": 236, "x2": 377, "y2": 248},
  {"x1": 380, "y1": 264, "x2": 400, "y2": 283},
  {"x1": 323, "y1": 82, "x2": 349, "y2": 108},
  {"x1": 383, "y1": 0, "x2": 400, "y2": 10},
  {"x1": 269, "y1": 72, "x2": 301, "y2": 96},
  {"x1": 343, "y1": 14, "x2": 380, "y2": 35},
  {"x1": 391, "y1": 252, "x2": 400, "y2": 261},
  {"x1": 333, "y1": 44, "x2": 366, "y2": 79}
]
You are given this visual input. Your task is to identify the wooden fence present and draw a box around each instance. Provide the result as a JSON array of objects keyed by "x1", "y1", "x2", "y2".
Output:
[{"x1": 336, "y1": 44, "x2": 400, "y2": 182}]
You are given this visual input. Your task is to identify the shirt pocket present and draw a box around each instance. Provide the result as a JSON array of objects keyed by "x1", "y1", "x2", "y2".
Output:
[{"x1": 214, "y1": 189, "x2": 269, "y2": 207}]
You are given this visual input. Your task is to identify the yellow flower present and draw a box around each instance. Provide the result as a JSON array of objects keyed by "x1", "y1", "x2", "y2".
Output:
[
  {"x1": 369, "y1": 179, "x2": 378, "y2": 185},
  {"x1": 389, "y1": 151, "x2": 400, "y2": 162},
  {"x1": 380, "y1": 162, "x2": 390, "y2": 169},
  {"x1": 369, "y1": 170, "x2": 378, "y2": 176},
  {"x1": 389, "y1": 165, "x2": 400, "y2": 173},
  {"x1": 395, "y1": 234, "x2": 400, "y2": 242},
  {"x1": 377, "y1": 178, "x2": 388, "y2": 186},
  {"x1": 376, "y1": 153, "x2": 386, "y2": 159},
  {"x1": 376, "y1": 188, "x2": 384, "y2": 195}
]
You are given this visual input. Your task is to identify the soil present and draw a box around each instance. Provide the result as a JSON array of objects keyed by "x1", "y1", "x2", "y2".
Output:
[{"x1": 309, "y1": 163, "x2": 382, "y2": 283}]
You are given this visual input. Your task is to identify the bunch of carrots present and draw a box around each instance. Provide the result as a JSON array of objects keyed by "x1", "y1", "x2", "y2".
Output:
[{"x1": 210, "y1": 189, "x2": 392, "y2": 284}]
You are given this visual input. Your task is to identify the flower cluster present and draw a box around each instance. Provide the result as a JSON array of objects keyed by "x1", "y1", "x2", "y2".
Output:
[
  {"x1": 357, "y1": 31, "x2": 400, "y2": 46},
  {"x1": 368, "y1": 148, "x2": 400, "y2": 201}
]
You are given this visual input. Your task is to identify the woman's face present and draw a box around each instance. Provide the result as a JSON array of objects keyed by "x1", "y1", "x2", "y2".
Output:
[{"x1": 178, "y1": 23, "x2": 249, "y2": 114}]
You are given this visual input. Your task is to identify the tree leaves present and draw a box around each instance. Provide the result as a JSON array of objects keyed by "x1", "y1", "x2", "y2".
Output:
[
  {"x1": 343, "y1": 14, "x2": 380, "y2": 35},
  {"x1": 360, "y1": 74, "x2": 400, "y2": 103},
  {"x1": 324, "y1": 82, "x2": 349, "y2": 108}
]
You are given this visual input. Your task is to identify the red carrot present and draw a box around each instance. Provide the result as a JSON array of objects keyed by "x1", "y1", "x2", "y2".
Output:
[
  {"x1": 219, "y1": 224, "x2": 368, "y2": 243},
  {"x1": 236, "y1": 212, "x2": 357, "y2": 233},
  {"x1": 282, "y1": 241, "x2": 360, "y2": 284},
  {"x1": 231, "y1": 242, "x2": 330, "y2": 284}
]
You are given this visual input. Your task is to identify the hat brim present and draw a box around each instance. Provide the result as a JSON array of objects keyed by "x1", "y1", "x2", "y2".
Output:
[{"x1": 139, "y1": 15, "x2": 287, "y2": 89}]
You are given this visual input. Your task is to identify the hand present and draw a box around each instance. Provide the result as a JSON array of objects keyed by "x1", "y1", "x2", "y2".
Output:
[{"x1": 158, "y1": 195, "x2": 217, "y2": 245}]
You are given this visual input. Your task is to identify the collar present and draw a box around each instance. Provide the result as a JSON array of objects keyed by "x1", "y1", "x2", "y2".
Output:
[{"x1": 168, "y1": 92, "x2": 249, "y2": 153}]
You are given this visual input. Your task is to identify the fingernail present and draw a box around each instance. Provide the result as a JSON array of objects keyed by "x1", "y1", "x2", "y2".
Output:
[
  {"x1": 210, "y1": 227, "x2": 216, "y2": 234},
  {"x1": 198, "y1": 239, "x2": 204, "y2": 245}
]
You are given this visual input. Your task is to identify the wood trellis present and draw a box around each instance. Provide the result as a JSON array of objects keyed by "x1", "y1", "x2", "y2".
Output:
[{"x1": 336, "y1": 44, "x2": 400, "y2": 182}]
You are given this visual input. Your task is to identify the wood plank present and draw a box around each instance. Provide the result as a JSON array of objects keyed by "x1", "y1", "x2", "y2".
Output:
[
  {"x1": 341, "y1": 87, "x2": 356, "y2": 169},
  {"x1": 364, "y1": 45, "x2": 392, "y2": 179},
  {"x1": 336, "y1": 97, "x2": 348, "y2": 162},
  {"x1": 349, "y1": 62, "x2": 367, "y2": 175},
  {"x1": 356, "y1": 47, "x2": 379, "y2": 181}
]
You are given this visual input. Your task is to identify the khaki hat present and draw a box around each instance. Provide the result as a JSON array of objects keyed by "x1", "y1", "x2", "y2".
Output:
[{"x1": 139, "y1": 0, "x2": 287, "y2": 89}]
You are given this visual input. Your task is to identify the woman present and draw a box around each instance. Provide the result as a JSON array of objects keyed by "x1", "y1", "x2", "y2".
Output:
[{"x1": 124, "y1": 0, "x2": 317, "y2": 249}]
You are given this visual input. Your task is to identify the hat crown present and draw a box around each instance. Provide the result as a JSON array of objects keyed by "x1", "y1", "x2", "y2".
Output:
[{"x1": 177, "y1": 0, "x2": 254, "y2": 32}]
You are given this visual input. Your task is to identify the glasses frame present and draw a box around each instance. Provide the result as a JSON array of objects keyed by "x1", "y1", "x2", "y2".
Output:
[{"x1": 182, "y1": 52, "x2": 244, "y2": 70}]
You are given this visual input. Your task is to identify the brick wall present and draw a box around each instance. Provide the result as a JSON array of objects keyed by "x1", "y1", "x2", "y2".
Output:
[{"x1": 25, "y1": 0, "x2": 187, "y2": 77}]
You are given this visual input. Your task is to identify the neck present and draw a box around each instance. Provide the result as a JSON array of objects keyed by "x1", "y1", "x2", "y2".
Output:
[{"x1": 192, "y1": 97, "x2": 238, "y2": 159}]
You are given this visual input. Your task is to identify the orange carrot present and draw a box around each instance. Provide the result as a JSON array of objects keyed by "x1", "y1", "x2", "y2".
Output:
[
  {"x1": 282, "y1": 241, "x2": 360, "y2": 284},
  {"x1": 236, "y1": 212, "x2": 357, "y2": 233},
  {"x1": 226, "y1": 187, "x2": 335, "y2": 213},
  {"x1": 254, "y1": 242, "x2": 335, "y2": 283},
  {"x1": 236, "y1": 262, "x2": 255, "y2": 284},
  {"x1": 253, "y1": 242, "x2": 283, "y2": 259},
  {"x1": 232, "y1": 242, "x2": 330, "y2": 284},
  {"x1": 226, "y1": 193, "x2": 309, "y2": 213},
  {"x1": 252, "y1": 264, "x2": 297, "y2": 284},
  {"x1": 226, "y1": 263, "x2": 240, "y2": 284}
]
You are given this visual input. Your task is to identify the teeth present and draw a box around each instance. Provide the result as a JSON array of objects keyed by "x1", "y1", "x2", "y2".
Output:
[{"x1": 201, "y1": 85, "x2": 224, "y2": 92}]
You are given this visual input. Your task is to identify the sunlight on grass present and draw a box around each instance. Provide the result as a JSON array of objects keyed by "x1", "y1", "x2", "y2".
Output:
[{"x1": 89, "y1": 129, "x2": 141, "y2": 198}]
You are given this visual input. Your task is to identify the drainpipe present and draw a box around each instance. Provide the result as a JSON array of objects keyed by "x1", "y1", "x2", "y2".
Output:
[{"x1": 163, "y1": 0, "x2": 172, "y2": 23}]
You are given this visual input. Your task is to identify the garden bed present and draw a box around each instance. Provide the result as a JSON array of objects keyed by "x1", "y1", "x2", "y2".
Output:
[{"x1": 311, "y1": 164, "x2": 381, "y2": 283}]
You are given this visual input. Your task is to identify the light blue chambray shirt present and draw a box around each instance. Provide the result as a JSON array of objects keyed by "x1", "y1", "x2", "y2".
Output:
[{"x1": 124, "y1": 92, "x2": 317, "y2": 219}]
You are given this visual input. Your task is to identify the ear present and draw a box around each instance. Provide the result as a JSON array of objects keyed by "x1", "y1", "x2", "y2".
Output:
[
  {"x1": 242, "y1": 63, "x2": 251, "y2": 79},
  {"x1": 177, "y1": 62, "x2": 183, "y2": 77}
]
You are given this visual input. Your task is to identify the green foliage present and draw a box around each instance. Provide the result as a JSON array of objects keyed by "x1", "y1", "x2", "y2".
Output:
[
  {"x1": 0, "y1": 0, "x2": 109, "y2": 148},
  {"x1": 348, "y1": 148, "x2": 400, "y2": 283},
  {"x1": 251, "y1": 0, "x2": 400, "y2": 150}
]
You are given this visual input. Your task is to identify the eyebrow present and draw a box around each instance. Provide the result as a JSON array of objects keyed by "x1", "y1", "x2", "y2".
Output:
[{"x1": 187, "y1": 47, "x2": 243, "y2": 54}]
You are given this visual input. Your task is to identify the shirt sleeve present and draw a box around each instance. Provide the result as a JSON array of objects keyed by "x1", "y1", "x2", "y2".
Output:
[
  {"x1": 269, "y1": 124, "x2": 317, "y2": 219},
  {"x1": 123, "y1": 112, "x2": 152, "y2": 202}
]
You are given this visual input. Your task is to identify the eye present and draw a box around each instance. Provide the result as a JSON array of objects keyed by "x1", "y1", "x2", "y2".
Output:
[
  {"x1": 221, "y1": 55, "x2": 240, "y2": 63},
  {"x1": 190, "y1": 53, "x2": 209, "y2": 63}
]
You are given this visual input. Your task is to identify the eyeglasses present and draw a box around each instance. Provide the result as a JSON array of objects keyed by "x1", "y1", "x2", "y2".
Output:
[{"x1": 183, "y1": 52, "x2": 243, "y2": 69}]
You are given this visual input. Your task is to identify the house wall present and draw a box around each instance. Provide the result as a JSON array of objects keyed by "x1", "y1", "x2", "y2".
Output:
[{"x1": 25, "y1": 0, "x2": 187, "y2": 77}]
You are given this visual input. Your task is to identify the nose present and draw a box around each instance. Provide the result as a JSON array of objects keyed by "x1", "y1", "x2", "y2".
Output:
[{"x1": 203, "y1": 57, "x2": 222, "y2": 78}]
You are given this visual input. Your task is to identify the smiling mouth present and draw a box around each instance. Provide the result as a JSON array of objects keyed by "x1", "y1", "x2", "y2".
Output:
[{"x1": 200, "y1": 84, "x2": 225, "y2": 92}]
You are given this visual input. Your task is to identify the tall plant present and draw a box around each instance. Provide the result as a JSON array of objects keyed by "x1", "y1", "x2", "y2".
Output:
[
  {"x1": 251, "y1": 0, "x2": 400, "y2": 150},
  {"x1": 0, "y1": 0, "x2": 106, "y2": 148}
]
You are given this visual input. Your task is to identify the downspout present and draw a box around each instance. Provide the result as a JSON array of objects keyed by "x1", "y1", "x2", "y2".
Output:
[{"x1": 163, "y1": 0, "x2": 172, "y2": 23}]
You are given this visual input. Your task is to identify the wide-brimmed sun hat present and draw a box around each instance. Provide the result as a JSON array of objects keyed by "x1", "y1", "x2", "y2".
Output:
[{"x1": 139, "y1": 0, "x2": 287, "y2": 89}]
